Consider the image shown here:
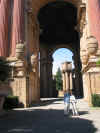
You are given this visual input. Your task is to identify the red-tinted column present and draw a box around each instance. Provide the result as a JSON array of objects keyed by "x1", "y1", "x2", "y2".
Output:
[
  {"x1": 88, "y1": 0, "x2": 100, "y2": 46},
  {"x1": 0, "y1": 0, "x2": 10, "y2": 56},
  {"x1": 11, "y1": 0, "x2": 25, "y2": 56}
]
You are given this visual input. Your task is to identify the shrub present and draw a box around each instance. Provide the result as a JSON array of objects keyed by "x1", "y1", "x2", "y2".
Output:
[
  {"x1": 96, "y1": 60, "x2": 100, "y2": 65},
  {"x1": 55, "y1": 68, "x2": 63, "y2": 91},
  {"x1": 92, "y1": 94, "x2": 100, "y2": 107},
  {"x1": 0, "y1": 57, "x2": 11, "y2": 81},
  {"x1": 3, "y1": 96, "x2": 19, "y2": 110}
]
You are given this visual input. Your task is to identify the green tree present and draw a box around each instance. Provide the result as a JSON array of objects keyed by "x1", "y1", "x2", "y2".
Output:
[
  {"x1": 0, "y1": 57, "x2": 11, "y2": 81},
  {"x1": 55, "y1": 68, "x2": 63, "y2": 90}
]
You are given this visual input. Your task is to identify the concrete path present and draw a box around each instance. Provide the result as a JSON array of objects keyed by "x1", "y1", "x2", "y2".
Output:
[{"x1": 0, "y1": 98, "x2": 100, "y2": 133}]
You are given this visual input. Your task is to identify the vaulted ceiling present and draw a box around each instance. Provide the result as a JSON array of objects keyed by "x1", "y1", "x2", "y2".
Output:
[{"x1": 38, "y1": 1, "x2": 78, "y2": 44}]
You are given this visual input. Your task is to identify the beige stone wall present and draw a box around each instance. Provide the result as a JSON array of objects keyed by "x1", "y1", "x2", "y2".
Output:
[
  {"x1": 29, "y1": 72, "x2": 40, "y2": 103},
  {"x1": 10, "y1": 77, "x2": 27, "y2": 107},
  {"x1": 83, "y1": 67, "x2": 100, "y2": 104}
]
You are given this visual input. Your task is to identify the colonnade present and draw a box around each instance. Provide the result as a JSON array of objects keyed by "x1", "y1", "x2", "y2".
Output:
[
  {"x1": 61, "y1": 62, "x2": 73, "y2": 92},
  {"x1": 0, "y1": 0, "x2": 40, "y2": 107}
]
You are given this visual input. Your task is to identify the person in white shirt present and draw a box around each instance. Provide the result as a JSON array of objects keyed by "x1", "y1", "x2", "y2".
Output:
[{"x1": 70, "y1": 90, "x2": 79, "y2": 116}]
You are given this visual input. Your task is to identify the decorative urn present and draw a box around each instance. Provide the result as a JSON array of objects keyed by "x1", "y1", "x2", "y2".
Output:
[
  {"x1": 16, "y1": 43, "x2": 25, "y2": 60},
  {"x1": 80, "y1": 50, "x2": 89, "y2": 65},
  {"x1": 87, "y1": 36, "x2": 98, "y2": 55}
]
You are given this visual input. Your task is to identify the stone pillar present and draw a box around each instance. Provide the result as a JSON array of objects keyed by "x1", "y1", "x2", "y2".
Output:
[
  {"x1": 70, "y1": 72, "x2": 73, "y2": 90},
  {"x1": 88, "y1": 0, "x2": 100, "y2": 46},
  {"x1": 65, "y1": 72, "x2": 70, "y2": 92},
  {"x1": 30, "y1": 54, "x2": 40, "y2": 102},
  {"x1": 0, "y1": 0, "x2": 10, "y2": 56},
  {"x1": 40, "y1": 54, "x2": 53, "y2": 98},
  {"x1": 47, "y1": 56, "x2": 53, "y2": 97},
  {"x1": 10, "y1": 0, "x2": 25, "y2": 56},
  {"x1": 62, "y1": 73, "x2": 66, "y2": 91},
  {"x1": 40, "y1": 58, "x2": 48, "y2": 97}
]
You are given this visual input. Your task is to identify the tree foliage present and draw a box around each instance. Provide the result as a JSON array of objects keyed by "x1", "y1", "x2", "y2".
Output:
[
  {"x1": 55, "y1": 68, "x2": 63, "y2": 90},
  {"x1": 0, "y1": 57, "x2": 11, "y2": 81},
  {"x1": 96, "y1": 59, "x2": 100, "y2": 65}
]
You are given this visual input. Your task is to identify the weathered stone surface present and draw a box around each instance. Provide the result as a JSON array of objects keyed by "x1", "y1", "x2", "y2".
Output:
[
  {"x1": 10, "y1": 0, "x2": 25, "y2": 56},
  {"x1": 88, "y1": 0, "x2": 100, "y2": 46},
  {"x1": 1, "y1": 0, "x2": 100, "y2": 106},
  {"x1": 87, "y1": 36, "x2": 98, "y2": 55},
  {"x1": 0, "y1": 0, "x2": 10, "y2": 56}
]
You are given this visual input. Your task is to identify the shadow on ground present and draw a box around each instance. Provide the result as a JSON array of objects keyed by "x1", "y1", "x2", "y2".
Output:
[{"x1": 0, "y1": 107, "x2": 97, "y2": 133}]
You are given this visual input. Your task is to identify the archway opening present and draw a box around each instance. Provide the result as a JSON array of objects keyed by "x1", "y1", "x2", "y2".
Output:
[
  {"x1": 52, "y1": 48, "x2": 74, "y2": 75},
  {"x1": 38, "y1": 1, "x2": 83, "y2": 98},
  {"x1": 52, "y1": 48, "x2": 74, "y2": 97}
]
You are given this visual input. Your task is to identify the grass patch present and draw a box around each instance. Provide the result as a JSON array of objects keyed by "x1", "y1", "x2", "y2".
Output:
[{"x1": 92, "y1": 94, "x2": 100, "y2": 107}]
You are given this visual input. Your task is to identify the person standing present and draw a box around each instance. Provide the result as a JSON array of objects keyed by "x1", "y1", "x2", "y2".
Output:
[
  {"x1": 70, "y1": 90, "x2": 79, "y2": 116},
  {"x1": 64, "y1": 90, "x2": 70, "y2": 116}
]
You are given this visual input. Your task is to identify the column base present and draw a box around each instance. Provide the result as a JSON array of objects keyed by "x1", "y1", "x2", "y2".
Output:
[
  {"x1": 8, "y1": 57, "x2": 40, "y2": 107},
  {"x1": 82, "y1": 62, "x2": 100, "y2": 105}
]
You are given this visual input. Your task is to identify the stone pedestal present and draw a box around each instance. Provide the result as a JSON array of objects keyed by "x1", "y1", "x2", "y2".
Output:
[
  {"x1": 8, "y1": 56, "x2": 40, "y2": 107},
  {"x1": 82, "y1": 61, "x2": 100, "y2": 105}
]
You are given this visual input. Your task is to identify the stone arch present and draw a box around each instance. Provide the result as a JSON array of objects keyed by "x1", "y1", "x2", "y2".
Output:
[
  {"x1": 31, "y1": 0, "x2": 79, "y2": 17},
  {"x1": 50, "y1": 44, "x2": 73, "y2": 56},
  {"x1": 50, "y1": 44, "x2": 79, "y2": 73},
  {"x1": 37, "y1": 0, "x2": 83, "y2": 97}
]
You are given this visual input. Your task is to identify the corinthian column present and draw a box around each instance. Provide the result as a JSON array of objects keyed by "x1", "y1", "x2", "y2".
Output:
[
  {"x1": 0, "y1": 0, "x2": 10, "y2": 56},
  {"x1": 70, "y1": 72, "x2": 73, "y2": 90},
  {"x1": 62, "y1": 73, "x2": 66, "y2": 91},
  {"x1": 11, "y1": 0, "x2": 25, "y2": 56},
  {"x1": 88, "y1": 0, "x2": 100, "y2": 46},
  {"x1": 65, "y1": 72, "x2": 70, "y2": 92}
]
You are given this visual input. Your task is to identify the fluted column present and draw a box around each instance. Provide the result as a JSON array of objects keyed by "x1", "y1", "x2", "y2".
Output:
[
  {"x1": 11, "y1": 0, "x2": 25, "y2": 56},
  {"x1": 0, "y1": 0, "x2": 10, "y2": 56},
  {"x1": 62, "y1": 73, "x2": 66, "y2": 91},
  {"x1": 70, "y1": 72, "x2": 73, "y2": 90},
  {"x1": 65, "y1": 72, "x2": 70, "y2": 92},
  {"x1": 88, "y1": 0, "x2": 100, "y2": 45},
  {"x1": 40, "y1": 58, "x2": 48, "y2": 97}
]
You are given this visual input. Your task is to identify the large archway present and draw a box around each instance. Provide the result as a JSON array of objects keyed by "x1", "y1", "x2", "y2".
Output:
[
  {"x1": 1, "y1": 0, "x2": 100, "y2": 106},
  {"x1": 37, "y1": 1, "x2": 83, "y2": 98}
]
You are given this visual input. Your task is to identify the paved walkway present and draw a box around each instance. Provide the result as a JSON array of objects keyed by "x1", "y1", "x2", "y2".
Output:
[{"x1": 0, "y1": 98, "x2": 100, "y2": 133}]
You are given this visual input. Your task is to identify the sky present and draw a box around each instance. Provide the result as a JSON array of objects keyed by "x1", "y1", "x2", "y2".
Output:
[{"x1": 52, "y1": 48, "x2": 74, "y2": 75}]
